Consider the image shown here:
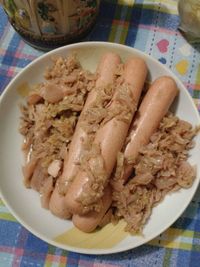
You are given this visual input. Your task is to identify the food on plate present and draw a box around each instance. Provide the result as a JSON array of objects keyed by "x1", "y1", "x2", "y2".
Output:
[
  {"x1": 19, "y1": 52, "x2": 199, "y2": 234},
  {"x1": 64, "y1": 56, "x2": 148, "y2": 215},
  {"x1": 71, "y1": 76, "x2": 179, "y2": 232},
  {"x1": 73, "y1": 185, "x2": 113, "y2": 233},
  {"x1": 122, "y1": 76, "x2": 179, "y2": 181},
  {"x1": 112, "y1": 112, "x2": 197, "y2": 233},
  {"x1": 49, "y1": 52, "x2": 121, "y2": 218},
  {"x1": 19, "y1": 55, "x2": 96, "y2": 213}
]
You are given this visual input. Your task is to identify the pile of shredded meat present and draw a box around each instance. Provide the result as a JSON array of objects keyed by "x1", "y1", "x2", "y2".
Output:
[
  {"x1": 19, "y1": 55, "x2": 198, "y2": 234},
  {"x1": 111, "y1": 113, "x2": 198, "y2": 234},
  {"x1": 19, "y1": 55, "x2": 96, "y2": 198}
]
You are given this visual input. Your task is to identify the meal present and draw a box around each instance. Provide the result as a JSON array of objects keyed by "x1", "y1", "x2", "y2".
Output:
[{"x1": 19, "y1": 52, "x2": 198, "y2": 234}]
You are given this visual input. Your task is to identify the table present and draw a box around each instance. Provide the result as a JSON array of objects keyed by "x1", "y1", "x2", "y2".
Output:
[{"x1": 0, "y1": 1, "x2": 200, "y2": 266}]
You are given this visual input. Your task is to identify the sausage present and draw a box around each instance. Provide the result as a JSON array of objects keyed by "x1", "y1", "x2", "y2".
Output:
[
  {"x1": 72, "y1": 186, "x2": 112, "y2": 233},
  {"x1": 71, "y1": 76, "x2": 178, "y2": 232},
  {"x1": 49, "y1": 149, "x2": 72, "y2": 219},
  {"x1": 40, "y1": 176, "x2": 54, "y2": 209},
  {"x1": 49, "y1": 52, "x2": 121, "y2": 218},
  {"x1": 61, "y1": 52, "x2": 121, "y2": 188},
  {"x1": 64, "y1": 57, "x2": 148, "y2": 215},
  {"x1": 22, "y1": 157, "x2": 38, "y2": 188},
  {"x1": 122, "y1": 76, "x2": 178, "y2": 181}
]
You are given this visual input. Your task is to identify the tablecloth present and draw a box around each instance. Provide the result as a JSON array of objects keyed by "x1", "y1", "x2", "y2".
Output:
[{"x1": 0, "y1": 1, "x2": 200, "y2": 266}]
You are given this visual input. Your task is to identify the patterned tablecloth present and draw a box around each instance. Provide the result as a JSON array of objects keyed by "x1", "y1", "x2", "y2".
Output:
[{"x1": 0, "y1": 1, "x2": 200, "y2": 266}]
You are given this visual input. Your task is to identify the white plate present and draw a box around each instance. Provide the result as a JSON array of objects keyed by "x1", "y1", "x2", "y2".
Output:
[{"x1": 0, "y1": 42, "x2": 199, "y2": 255}]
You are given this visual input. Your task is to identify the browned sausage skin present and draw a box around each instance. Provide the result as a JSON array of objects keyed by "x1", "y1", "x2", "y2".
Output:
[
  {"x1": 49, "y1": 52, "x2": 121, "y2": 218},
  {"x1": 64, "y1": 57, "x2": 148, "y2": 216}
]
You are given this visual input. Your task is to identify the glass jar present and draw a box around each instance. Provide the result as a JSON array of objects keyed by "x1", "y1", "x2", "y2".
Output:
[
  {"x1": 178, "y1": 0, "x2": 200, "y2": 42},
  {"x1": 1, "y1": 0, "x2": 100, "y2": 50}
]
